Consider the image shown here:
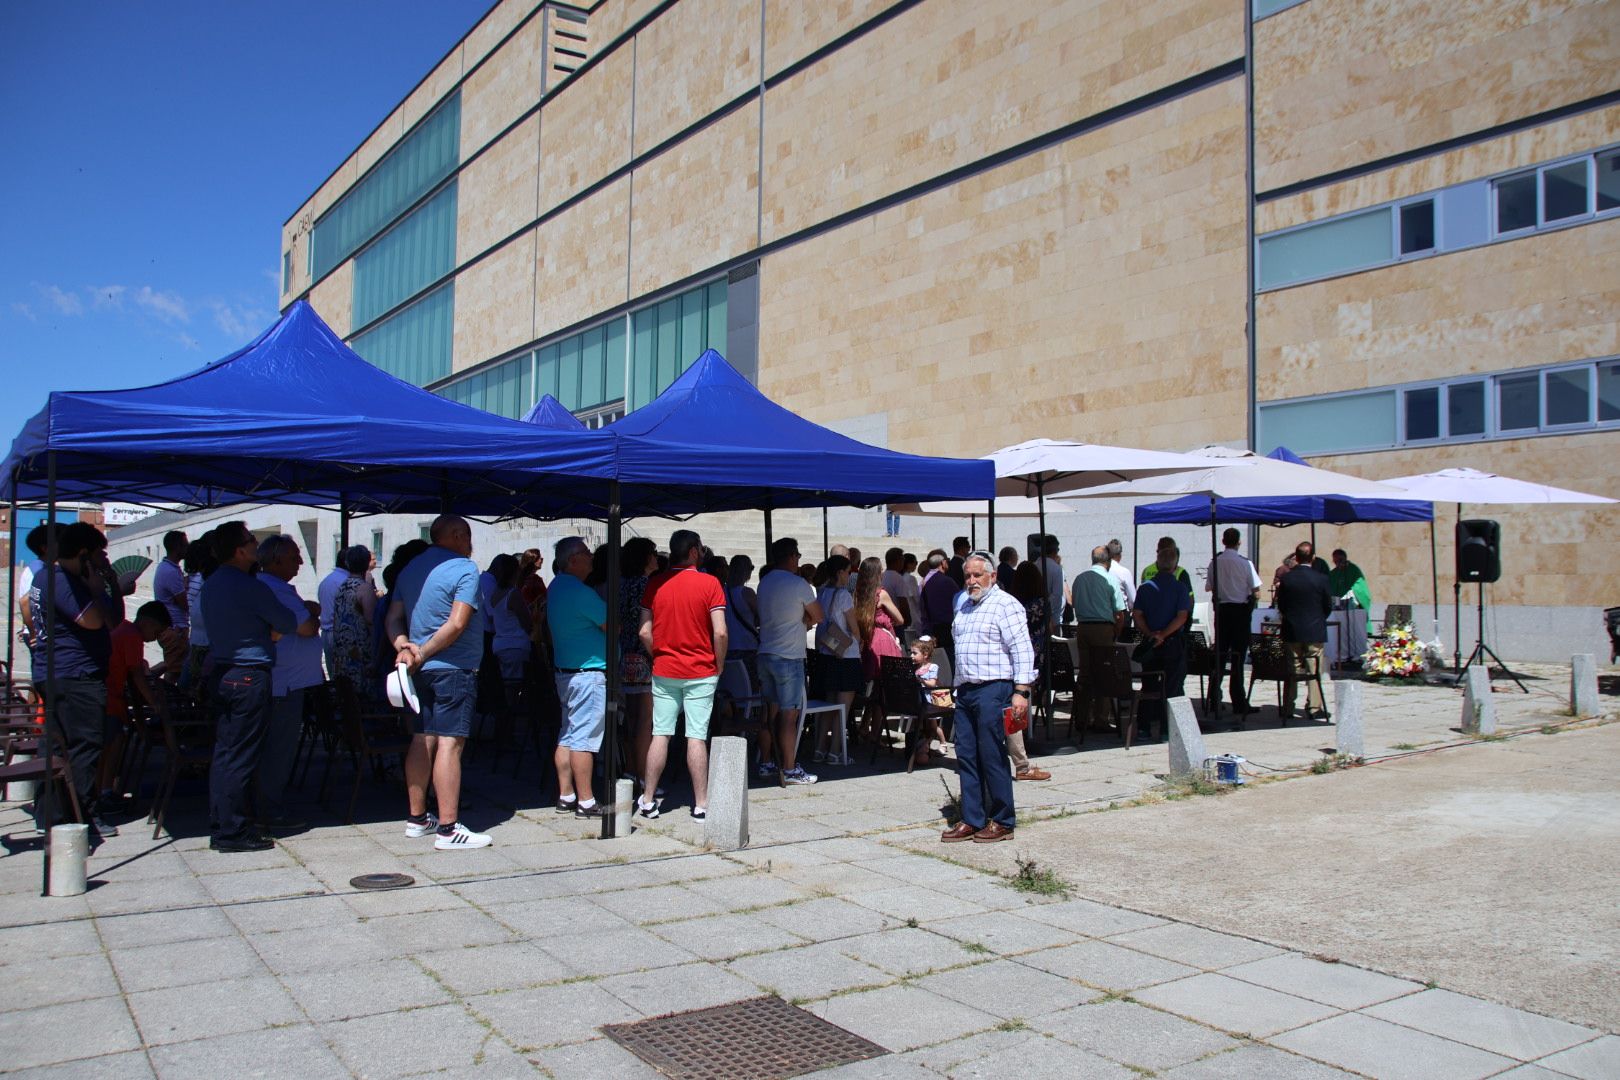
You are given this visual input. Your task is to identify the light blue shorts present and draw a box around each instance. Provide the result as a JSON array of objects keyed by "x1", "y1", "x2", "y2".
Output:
[
  {"x1": 651, "y1": 675, "x2": 718, "y2": 740},
  {"x1": 556, "y1": 670, "x2": 606, "y2": 752},
  {"x1": 757, "y1": 655, "x2": 806, "y2": 711}
]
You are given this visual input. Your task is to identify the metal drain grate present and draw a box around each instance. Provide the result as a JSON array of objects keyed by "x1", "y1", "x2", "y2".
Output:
[{"x1": 602, "y1": 995, "x2": 887, "y2": 1080}]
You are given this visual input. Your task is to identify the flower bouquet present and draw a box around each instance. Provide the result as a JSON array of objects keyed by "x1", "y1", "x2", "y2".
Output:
[{"x1": 1363, "y1": 626, "x2": 1427, "y2": 681}]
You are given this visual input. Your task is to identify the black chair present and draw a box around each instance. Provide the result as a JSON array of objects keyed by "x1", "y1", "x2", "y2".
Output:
[
  {"x1": 1186, "y1": 629, "x2": 1218, "y2": 712},
  {"x1": 320, "y1": 677, "x2": 414, "y2": 824},
  {"x1": 1087, "y1": 644, "x2": 1167, "y2": 747},
  {"x1": 1247, "y1": 633, "x2": 1324, "y2": 723},
  {"x1": 876, "y1": 656, "x2": 950, "y2": 772}
]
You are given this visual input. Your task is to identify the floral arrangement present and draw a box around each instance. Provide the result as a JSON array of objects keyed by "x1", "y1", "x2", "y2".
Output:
[{"x1": 1364, "y1": 626, "x2": 1427, "y2": 679}]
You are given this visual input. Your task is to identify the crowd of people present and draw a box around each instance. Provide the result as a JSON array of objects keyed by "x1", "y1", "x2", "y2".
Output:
[{"x1": 13, "y1": 509, "x2": 1368, "y2": 855}]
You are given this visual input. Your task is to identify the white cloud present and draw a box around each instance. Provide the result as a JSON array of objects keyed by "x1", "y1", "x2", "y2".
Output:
[
  {"x1": 89, "y1": 285, "x2": 127, "y2": 310},
  {"x1": 176, "y1": 332, "x2": 201, "y2": 350},
  {"x1": 208, "y1": 300, "x2": 271, "y2": 340},
  {"x1": 38, "y1": 283, "x2": 84, "y2": 316},
  {"x1": 133, "y1": 286, "x2": 189, "y2": 324},
  {"x1": 11, "y1": 302, "x2": 36, "y2": 322}
]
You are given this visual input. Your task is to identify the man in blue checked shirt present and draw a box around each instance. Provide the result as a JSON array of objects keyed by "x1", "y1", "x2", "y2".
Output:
[{"x1": 941, "y1": 551, "x2": 1035, "y2": 845}]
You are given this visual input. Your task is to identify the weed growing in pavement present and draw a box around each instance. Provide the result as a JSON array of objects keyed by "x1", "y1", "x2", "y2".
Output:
[
  {"x1": 995, "y1": 1018, "x2": 1029, "y2": 1032},
  {"x1": 1310, "y1": 753, "x2": 1359, "y2": 774},
  {"x1": 1007, "y1": 855, "x2": 1072, "y2": 897},
  {"x1": 1161, "y1": 773, "x2": 1222, "y2": 799},
  {"x1": 905, "y1": 916, "x2": 919, "y2": 929},
  {"x1": 1390, "y1": 742, "x2": 1419, "y2": 750},
  {"x1": 962, "y1": 941, "x2": 992, "y2": 955},
  {"x1": 1541, "y1": 724, "x2": 1563, "y2": 735}
]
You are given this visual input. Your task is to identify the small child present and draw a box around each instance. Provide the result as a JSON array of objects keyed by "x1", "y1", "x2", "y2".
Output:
[
  {"x1": 911, "y1": 637, "x2": 939, "y2": 687},
  {"x1": 910, "y1": 637, "x2": 953, "y2": 764}
]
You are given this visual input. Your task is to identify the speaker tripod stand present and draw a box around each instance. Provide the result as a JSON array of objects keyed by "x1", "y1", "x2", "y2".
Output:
[{"x1": 1455, "y1": 582, "x2": 1527, "y2": 693}]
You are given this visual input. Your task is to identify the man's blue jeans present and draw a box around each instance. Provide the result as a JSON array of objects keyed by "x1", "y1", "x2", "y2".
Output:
[{"x1": 953, "y1": 680, "x2": 1016, "y2": 831}]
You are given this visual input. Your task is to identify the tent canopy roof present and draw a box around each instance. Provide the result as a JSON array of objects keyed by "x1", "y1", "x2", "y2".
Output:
[
  {"x1": 603, "y1": 350, "x2": 993, "y2": 516},
  {"x1": 1134, "y1": 492, "x2": 1434, "y2": 526},
  {"x1": 521, "y1": 394, "x2": 587, "y2": 431},
  {"x1": 2, "y1": 301, "x2": 614, "y2": 517}
]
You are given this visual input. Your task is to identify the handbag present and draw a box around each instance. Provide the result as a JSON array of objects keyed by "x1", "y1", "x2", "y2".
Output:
[{"x1": 819, "y1": 618, "x2": 854, "y2": 657}]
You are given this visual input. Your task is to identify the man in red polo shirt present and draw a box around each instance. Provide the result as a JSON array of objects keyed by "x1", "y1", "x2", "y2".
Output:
[{"x1": 637, "y1": 529, "x2": 728, "y2": 820}]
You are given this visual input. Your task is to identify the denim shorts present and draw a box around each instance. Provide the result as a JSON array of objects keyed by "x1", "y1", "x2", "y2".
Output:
[
  {"x1": 757, "y1": 655, "x2": 806, "y2": 711},
  {"x1": 651, "y1": 675, "x2": 718, "y2": 740},
  {"x1": 416, "y1": 668, "x2": 477, "y2": 738},
  {"x1": 556, "y1": 670, "x2": 607, "y2": 752}
]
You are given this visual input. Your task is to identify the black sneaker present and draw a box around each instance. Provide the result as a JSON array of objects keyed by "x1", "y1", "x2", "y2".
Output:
[
  {"x1": 554, "y1": 798, "x2": 578, "y2": 815},
  {"x1": 573, "y1": 801, "x2": 606, "y2": 819},
  {"x1": 90, "y1": 815, "x2": 119, "y2": 838},
  {"x1": 211, "y1": 835, "x2": 274, "y2": 853},
  {"x1": 635, "y1": 800, "x2": 660, "y2": 820}
]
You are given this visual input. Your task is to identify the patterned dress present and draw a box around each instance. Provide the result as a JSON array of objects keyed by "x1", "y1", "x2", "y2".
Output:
[{"x1": 332, "y1": 575, "x2": 374, "y2": 697}]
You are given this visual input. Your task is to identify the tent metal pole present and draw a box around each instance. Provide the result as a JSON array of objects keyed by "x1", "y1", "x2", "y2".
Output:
[
  {"x1": 1132, "y1": 523, "x2": 1139, "y2": 587},
  {"x1": 602, "y1": 482, "x2": 622, "y2": 839},
  {"x1": 821, "y1": 507, "x2": 828, "y2": 560},
  {"x1": 986, "y1": 500, "x2": 995, "y2": 553},
  {"x1": 1310, "y1": 522, "x2": 1317, "y2": 554},
  {"x1": 969, "y1": 514, "x2": 976, "y2": 551},
  {"x1": 1208, "y1": 496, "x2": 1219, "y2": 718},
  {"x1": 1429, "y1": 518, "x2": 1439, "y2": 641},
  {"x1": 763, "y1": 508, "x2": 773, "y2": 562},
  {"x1": 1453, "y1": 503, "x2": 1462, "y2": 674},
  {"x1": 40, "y1": 452, "x2": 59, "y2": 895},
  {"x1": 1037, "y1": 481, "x2": 1050, "y2": 741},
  {"x1": 338, "y1": 497, "x2": 350, "y2": 553},
  {"x1": 6, "y1": 478, "x2": 16, "y2": 681}
]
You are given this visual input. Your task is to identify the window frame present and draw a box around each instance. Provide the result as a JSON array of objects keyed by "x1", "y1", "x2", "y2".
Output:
[{"x1": 1541, "y1": 362, "x2": 1595, "y2": 430}]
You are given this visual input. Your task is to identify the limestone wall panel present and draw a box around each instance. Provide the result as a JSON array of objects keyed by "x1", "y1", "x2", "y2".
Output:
[
  {"x1": 758, "y1": 80, "x2": 1248, "y2": 458},
  {"x1": 1254, "y1": 0, "x2": 1620, "y2": 192},
  {"x1": 308, "y1": 261, "x2": 353, "y2": 338},
  {"x1": 629, "y1": 106, "x2": 760, "y2": 297},
  {"x1": 632, "y1": 0, "x2": 761, "y2": 153},
  {"x1": 453, "y1": 233, "x2": 537, "y2": 371},
  {"x1": 460, "y1": 16, "x2": 544, "y2": 158},
  {"x1": 533, "y1": 177, "x2": 631, "y2": 340},
  {"x1": 458, "y1": 114, "x2": 541, "y2": 261},
  {"x1": 761, "y1": 0, "x2": 1240, "y2": 243},
  {"x1": 538, "y1": 42, "x2": 634, "y2": 215},
  {"x1": 1258, "y1": 104, "x2": 1620, "y2": 233},
  {"x1": 763, "y1": 0, "x2": 905, "y2": 80},
  {"x1": 465, "y1": 0, "x2": 540, "y2": 65},
  {"x1": 401, "y1": 46, "x2": 467, "y2": 131},
  {"x1": 588, "y1": 0, "x2": 664, "y2": 50},
  {"x1": 1258, "y1": 219, "x2": 1620, "y2": 401}
]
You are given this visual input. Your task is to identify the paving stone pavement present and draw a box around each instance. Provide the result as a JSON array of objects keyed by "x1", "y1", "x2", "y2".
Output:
[{"x1": 0, "y1": 669, "x2": 1611, "y2": 1077}]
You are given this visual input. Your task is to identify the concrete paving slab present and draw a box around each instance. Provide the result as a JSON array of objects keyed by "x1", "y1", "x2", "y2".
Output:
[
  {"x1": 198, "y1": 866, "x2": 325, "y2": 905},
  {"x1": 925, "y1": 913, "x2": 1086, "y2": 956},
  {"x1": 812, "y1": 1056, "x2": 946, "y2": 1079},
  {"x1": 249, "y1": 921, "x2": 401, "y2": 974},
  {"x1": 83, "y1": 874, "x2": 210, "y2": 915},
  {"x1": 1271, "y1": 1012, "x2": 1517, "y2": 1080},
  {"x1": 467, "y1": 983, "x2": 644, "y2": 1050},
  {"x1": 590, "y1": 883, "x2": 731, "y2": 925},
  {"x1": 492, "y1": 894, "x2": 633, "y2": 938},
  {"x1": 844, "y1": 884, "x2": 989, "y2": 923},
  {"x1": 940, "y1": 1032, "x2": 1138, "y2": 1079},
  {"x1": 1019, "y1": 938, "x2": 1199, "y2": 990},
  {"x1": 530, "y1": 1035, "x2": 666, "y2": 1079},
  {"x1": 650, "y1": 911, "x2": 809, "y2": 960},
  {"x1": 321, "y1": 1001, "x2": 496, "y2": 1076},
  {"x1": 1133, "y1": 972, "x2": 1341, "y2": 1037},
  {"x1": 914, "y1": 958, "x2": 1099, "y2": 1018},
  {"x1": 752, "y1": 895, "x2": 901, "y2": 942},
  {"x1": 774, "y1": 861, "x2": 910, "y2": 895},
  {"x1": 1490, "y1": 1067, "x2": 1586, "y2": 1080},
  {"x1": 111, "y1": 934, "x2": 267, "y2": 992},
  {"x1": 895, "y1": 1028, "x2": 1039, "y2": 1071},
  {"x1": 0, "y1": 996, "x2": 142, "y2": 1071},
  {"x1": 1532, "y1": 1034, "x2": 1620, "y2": 1079},
  {"x1": 1106, "y1": 922, "x2": 1284, "y2": 969},
  {"x1": 365, "y1": 905, "x2": 520, "y2": 952},
  {"x1": 1222, "y1": 953, "x2": 1423, "y2": 1010},
  {"x1": 836, "y1": 928, "x2": 988, "y2": 977},
  {"x1": 95, "y1": 905, "x2": 237, "y2": 949},
  {"x1": 597, "y1": 961, "x2": 762, "y2": 1015},
  {"x1": 684, "y1": 870, "x2": 816, "y2": 909},
  {"x1": 4, "y1": 1050, "x2": 157, "y2": 1079},
  {"x1": 0, "y1": 916, "x2": 105, "y2": 960},
  {"x1": 279, "y1": 957, "x2": 454, "y2": 1022},
  {"x1": 725, "y1": 940, "x2": 897, "y2": 1001},
  {"x1": 145, "y1": 1024, "x2": 352, "y2": 1080},
  {"x1": 178, "y1": 843, "x2": 300, "y2": 875},
  {"x1": 1035, "y1": 999, "x2": 1240, "y2": 1071},
  {"x1": 128, "y1": 973, "x2": 302, "y2": 1045},
  {"x1": 1364, "y1": 988, "x2": 1600, "y2": 1061},
  {"x1": 1014, "y1": 896, "x2": 1169, "y2": 937},
  {"x1": 338, "y1": 883, "x2": 470, "y2": 918},
  {"x1": 417, "y1": 940, "x2": 569, "y2": 994},
  {"x1": 534, "y1": 924, "x2": 699, "y2": 977},
  {"x1": 809, "y1": 983, "x2": 999, "y2": 1052},
  {"x1": 223, "y1": 894, "x2": 343, "y2": 935},
  {"x1": 0, "y1": 951, "x2": 122, "y2": 1007},
  {"x1": 852, "y1": 854, "x2": 989, "y2": 888},
  {"x1": 1160, "y1": 1043, "x2": 1361, "y2": 1078}
]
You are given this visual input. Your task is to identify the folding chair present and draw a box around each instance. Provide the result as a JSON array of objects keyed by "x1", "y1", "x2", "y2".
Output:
[{"x1": 320, "y1": 676, "x2": 414, "y2": 824}]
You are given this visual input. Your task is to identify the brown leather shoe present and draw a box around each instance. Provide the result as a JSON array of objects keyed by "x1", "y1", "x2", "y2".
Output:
[
  {"x1": 972, "y1": 822, "x2": 1014, "y2": 843},
  {"x1": 1015, "y1": 767, "x2": 1051, "y2": 781},
  {"x1": 940, "y1": 822, "x2": 979, "y2": 843}
]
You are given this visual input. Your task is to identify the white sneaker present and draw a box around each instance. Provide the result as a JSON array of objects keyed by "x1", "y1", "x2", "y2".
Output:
[
  {"x1": 433, "y1": 822, "x2": 492, "y2": 850},
  {"x1": 783, "y1": 766, "x2": 818, "y2": 786},
  {"x1": 404, "y1": 813, "x2": 439, "y2": 838}
]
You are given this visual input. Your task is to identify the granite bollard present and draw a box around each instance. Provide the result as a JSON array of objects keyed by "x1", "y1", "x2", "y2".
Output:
[
  {"x1": 705, "y1": 736, "x2": 749, "y2": 850},
  {"x1": 1167, "y1": 697, "x2": 1206, "y2": 776},
  {"x1": 1570, "y1": 654, "x2": 1598, "y2": 718},
  {"x1": 1462, "y1": 666, "x2": 1496, "y2": 735},
  {"x1": 1334, "y1": 680, "x2": 1365, "y2": 757}
]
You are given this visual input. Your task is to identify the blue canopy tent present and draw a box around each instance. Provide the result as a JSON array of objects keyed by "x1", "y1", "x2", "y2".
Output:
[{"x1": 521, "y1": 394, "x2": 588, "y2": 431}]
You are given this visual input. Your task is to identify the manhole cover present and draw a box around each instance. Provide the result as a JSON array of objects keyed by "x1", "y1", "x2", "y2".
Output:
[
  {"x1": 349, "y1": 873, "x2": 415, "y2": 891},
  {"x1": 603, "y1": 995, "x2": 886, "y2": 1079}
]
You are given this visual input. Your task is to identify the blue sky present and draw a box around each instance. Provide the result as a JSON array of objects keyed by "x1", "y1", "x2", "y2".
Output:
[{"x1": 0, "y1": 1, "x2": 488, "y2": 444}]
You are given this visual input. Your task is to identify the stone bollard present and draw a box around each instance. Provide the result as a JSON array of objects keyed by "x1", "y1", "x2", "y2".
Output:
[
  {"x1": 49, "y1": 824, "x2": 89, "y2": 897},
  {"x1": 705, "y1": 736, "x2": 749, "y2": 850},
  {"x1": 1570, "y1": 654, "x2": 1598, "y2": 718},
  {"x1": 4, "y1": 749, "x2": 36, "y2": 803},
  {"x1": 613, "y1": 778, "x2": 634, "y2": 837},
  {"x1": 1167, "y1": 697, "x2": 1206, "y2": 777},
  {"x1": 1334, "y1": 681, "x2": 1365, "y2": 757},
  {"x1": 1462, "y1": 666, "x2": 1496, "y2": 735}
]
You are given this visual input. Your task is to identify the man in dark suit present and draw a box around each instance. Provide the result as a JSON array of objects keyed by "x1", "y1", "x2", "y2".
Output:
[{"x1": 1275, "y1": 542, "x2": 1333, "y2": 720}]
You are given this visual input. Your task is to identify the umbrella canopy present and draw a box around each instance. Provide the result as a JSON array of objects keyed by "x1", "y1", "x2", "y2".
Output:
[
  {"x1": 1057, "y1": 445, "x2": 1407, "y2": 501},
  {"x1": 988, "y1": 438, "x2": 1238, "y2": 497},
  {"x1": 889, "y1": 495, "x2": 1076, "y2": 517},
  {"x1": 1379, "y1": 467, "x2": 1616, "y2": 505},
  {"x1": 520, "y1": 394, "x2": 588, "y2": 431}
]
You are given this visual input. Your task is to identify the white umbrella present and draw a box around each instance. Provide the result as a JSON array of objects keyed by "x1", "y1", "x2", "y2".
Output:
[
  {"x1": 1380, "y1": 467, "x2": 1616, "y2": 505},
  {"x1": 1059, "y1": 445, "x2": 1409, "y2": 501},
  {"x1": 1380, "y1": 468, "x2": 1615, "y2": 674},
  {"x1": 889, "y1": 496, "x2": 1076, "y2": 517}
]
